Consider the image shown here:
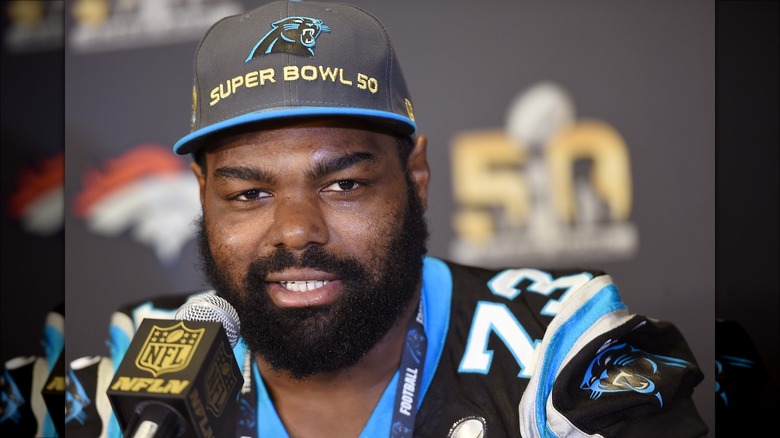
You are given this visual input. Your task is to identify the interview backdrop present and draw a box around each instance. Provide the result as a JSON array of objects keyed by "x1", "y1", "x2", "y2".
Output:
[
  {"x1": 64, "y1": 0, "x2": 716, "y2": 431},
  {"x1": 1, "y1": 1, "x2": 65, "y2": 364}
]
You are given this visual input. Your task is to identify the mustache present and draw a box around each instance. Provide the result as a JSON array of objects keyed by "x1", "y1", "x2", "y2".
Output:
[{"x1": 244, "y1": 246, "x2": 366, "y2": 287}]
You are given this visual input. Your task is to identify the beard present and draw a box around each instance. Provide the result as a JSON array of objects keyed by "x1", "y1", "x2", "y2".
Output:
[{"x1": 197, "y1": 176, "x2": 429, "y2": 380}]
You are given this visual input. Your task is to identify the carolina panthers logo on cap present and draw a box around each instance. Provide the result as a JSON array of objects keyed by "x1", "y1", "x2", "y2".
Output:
[{"x1": 246, "y1": 16, "x2": 330, "y2": 61}]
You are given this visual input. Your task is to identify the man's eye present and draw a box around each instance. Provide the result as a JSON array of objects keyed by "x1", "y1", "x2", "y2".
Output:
[
  {"x1": 324, "y1": 180, "x2": 360, "y2": 192},
  {"x1": 234, "y1": 189, "x2": 269, "y2": 201}
]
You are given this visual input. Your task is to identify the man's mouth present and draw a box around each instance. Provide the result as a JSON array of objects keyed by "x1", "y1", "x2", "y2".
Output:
[{"x1": 280, "y1": 280, "x2": 330, "y2": 292}]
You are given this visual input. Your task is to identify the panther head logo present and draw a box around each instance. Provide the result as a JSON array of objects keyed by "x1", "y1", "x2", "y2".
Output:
[
  {"x1": 246, "y1": 16, "x2": 331, "y2": 62},
  {"x1": 580, "y1": 342, "x2": 694, "y2": 407},
  {"x1": 1, "y1": 368, "x2": 26, "y2": 424},
  {"x1": 65, "y1": 368, "x2": 90, "y2": 425}
]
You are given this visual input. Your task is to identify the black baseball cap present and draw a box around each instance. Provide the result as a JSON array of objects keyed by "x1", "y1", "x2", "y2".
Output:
[{"x1": 174, "y1": 0, "x2": 416, "y2": 155}]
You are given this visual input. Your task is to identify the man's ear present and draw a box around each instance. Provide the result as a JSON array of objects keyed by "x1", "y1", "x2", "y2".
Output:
[
  {"x1": 190, "y1": 161, "x2": 207, "y2": 206},
  {"x1": 407, "y1": 135, "x2": 430, "y2": 210}
]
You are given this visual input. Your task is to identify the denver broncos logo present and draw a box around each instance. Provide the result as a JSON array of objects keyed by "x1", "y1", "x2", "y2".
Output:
[
  {"x1": 580, "y1": 342, "x2": 693, "y2": 407},
  {"x1": 6, "y1": 152, "x2": 64, "y2": 236},
  {"x1": 74, "y1": 144, "x2": 200, "y2": 266},
  {"x1": 246, "y1": 16, "x2": 330, "y2": 61}
]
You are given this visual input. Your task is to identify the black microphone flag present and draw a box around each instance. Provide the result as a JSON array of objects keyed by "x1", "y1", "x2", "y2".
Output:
[{"x1": 106, "y1": 317, "x2": 242, "y2": 437}]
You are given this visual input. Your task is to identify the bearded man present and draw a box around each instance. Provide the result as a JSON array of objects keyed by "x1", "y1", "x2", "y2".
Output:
[{"x1": 66, "y1": 2, "x2": 709, "y2": 437}]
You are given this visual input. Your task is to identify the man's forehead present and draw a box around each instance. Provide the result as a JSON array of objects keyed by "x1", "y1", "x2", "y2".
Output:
[
  {"x1": 206, "y1": 119, "x2": 399, "y2": 155},
  {"x1": 204, "y1": 126, "x2": 399, "y2": 171}
]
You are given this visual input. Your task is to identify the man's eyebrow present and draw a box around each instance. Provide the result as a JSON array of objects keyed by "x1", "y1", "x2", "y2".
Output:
[
  {"x1": 306, "y1": 151, "x2": 377, "y2": 180},
  {"x1": 212, "y1": 166, "x2": 277, "y2": 185}
]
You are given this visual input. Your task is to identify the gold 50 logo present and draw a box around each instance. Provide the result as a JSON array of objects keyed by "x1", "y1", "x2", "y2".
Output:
[
  {"x1": 449, "y1": 82, "x2": 638, "y2": 267},
  {"x1": 135, "y1": 321, "x2": 204, "y2": 378},
  {"x1": 68, "y1": 0, "x2": 242, "y2": 53}
]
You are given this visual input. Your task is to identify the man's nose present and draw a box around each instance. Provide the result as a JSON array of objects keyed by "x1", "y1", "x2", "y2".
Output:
[{"x1": 267, "y1": 195, "x2": 328, "y2": 250}]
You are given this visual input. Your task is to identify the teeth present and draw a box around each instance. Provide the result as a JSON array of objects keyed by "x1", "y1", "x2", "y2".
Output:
[{"x1": 280, "y1": 280, "x2": 328, "y2": 292}]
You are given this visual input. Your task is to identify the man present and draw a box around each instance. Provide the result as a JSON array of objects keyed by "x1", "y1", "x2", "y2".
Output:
[{"x1": 68, "y1": 1, "x2": 709, "y2": 436}]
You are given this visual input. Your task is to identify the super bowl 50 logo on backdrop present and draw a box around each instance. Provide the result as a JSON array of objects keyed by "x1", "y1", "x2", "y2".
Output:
[
  {"x1": 68, "y1": 0, "x2": 242, "y2": 52},
  {"x1": 3, "y1": 0, "x2": 63, "y2": 52},
  {"x1": 449, "y1": 82, "x2": 638, "y2": 267}
]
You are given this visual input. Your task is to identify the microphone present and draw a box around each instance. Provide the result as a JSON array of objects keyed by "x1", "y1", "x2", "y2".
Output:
[
  {"x1": 174, "y1": 293, "x2": 241, "y2": 349},
  {"x1": 107, "y1": 292, "x2": 243, "y2": 438}
]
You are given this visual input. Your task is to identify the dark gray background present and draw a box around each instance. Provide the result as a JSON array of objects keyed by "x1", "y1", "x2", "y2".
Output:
[{"x1": 64, "y1": 0, "x2": 720, "y2": 432}]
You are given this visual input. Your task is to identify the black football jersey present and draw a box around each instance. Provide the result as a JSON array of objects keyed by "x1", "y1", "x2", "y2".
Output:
[{"x1": 64, "y1": 257, "x2": 709, "y2": 437}]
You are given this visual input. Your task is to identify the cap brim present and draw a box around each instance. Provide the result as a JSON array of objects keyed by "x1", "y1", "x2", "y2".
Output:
[{"x1": 174, "y1": 107, "x2": 416, "y2": 155}]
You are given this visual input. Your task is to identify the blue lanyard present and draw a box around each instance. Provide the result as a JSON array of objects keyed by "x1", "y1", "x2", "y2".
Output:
[
  {"x1": 236, "y1": 299, "x2": 427, "y2": 437},
  {"x1": 390, "y1": 299, "x2": 427, "y2": 437}
]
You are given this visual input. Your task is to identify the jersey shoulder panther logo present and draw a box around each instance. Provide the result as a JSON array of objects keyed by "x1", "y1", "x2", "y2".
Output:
[
  {"x1": 246, "y1": 16, "x2": 331, "y2": 61},
  {"x1": 580, "y1": 342, "x2": 694, "y2": 406}
]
